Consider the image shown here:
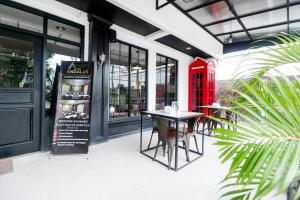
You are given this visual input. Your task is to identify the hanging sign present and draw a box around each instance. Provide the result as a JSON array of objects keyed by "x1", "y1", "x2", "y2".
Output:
[{"x1": 52, "y1": 61, "x2": 94, "y2": 154}]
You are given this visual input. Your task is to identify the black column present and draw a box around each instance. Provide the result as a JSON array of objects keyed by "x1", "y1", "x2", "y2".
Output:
[{"x1": 88, "y1": 17, "x2": 112, "y2": 143}]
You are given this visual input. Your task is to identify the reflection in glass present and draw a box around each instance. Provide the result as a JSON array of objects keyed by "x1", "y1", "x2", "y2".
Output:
[
  {"x1": 109, "y1": 42, "x2": 147, "y2": 120},
  {"x1": 0, "y1": 36, "x2": 34, "y2": 88},
  {"x1": 130, "y1": 47, "x2": 146, "y2": 116},
  {"x1": 110, "y1": 42, "x2": 129, "y2": 119},
  {"x1": 156, "y1": 55, "x2": 166, "y2": 110},
  {"x1": 166, "y1": 58, "x2": 177, "y2": 106},
  {"x1": 47, "y1": 19, "x2": 81, "y2": 43},
  {"x1": 0, "y1": 4, "x2": 43, "y2": 33},
  {"x1": 45, "y1": 40, "x2": 80, "y2": 116}
]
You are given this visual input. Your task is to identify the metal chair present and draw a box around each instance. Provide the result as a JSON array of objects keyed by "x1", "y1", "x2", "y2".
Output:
[
  {"x1": 180, "y1": 118, "x2": 200, "y2": 153},
  {"x1": 147, "y1": 116, "x2": 159, "y2": 149},
  {"x1": 153, "y1": 116, "x2": 189, "y2": 169}
]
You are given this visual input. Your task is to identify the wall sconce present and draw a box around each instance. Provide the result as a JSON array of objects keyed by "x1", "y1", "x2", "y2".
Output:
[{"x1": 97, "y1": 53, "x2": 106, "y2": 70}]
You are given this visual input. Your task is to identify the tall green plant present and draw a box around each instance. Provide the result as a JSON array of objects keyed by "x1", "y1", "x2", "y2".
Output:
[{"x1": 212, "y1": 34, "x2": 300, "y2": 200}]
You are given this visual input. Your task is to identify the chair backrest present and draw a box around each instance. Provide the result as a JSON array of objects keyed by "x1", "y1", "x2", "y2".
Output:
[
  {"x1": 155, "y1": 116, "x2": 169, "y2": 139},
  {"x1": 212, "y1": 108, "x2": 222, "y2": 118},
  {"x1": 186, "y1": 118, "x2": 196, "y2": 132}
]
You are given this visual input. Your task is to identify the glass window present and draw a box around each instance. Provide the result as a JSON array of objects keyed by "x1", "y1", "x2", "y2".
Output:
[
  {"x1": 166, "y1": 58, "x2": 177, "y2": 106},
  {"x1": 45, "y1": 40, "x2": 80, "y2": 116},
  {"x1": 130, "y1": 47, "x2": 146, "y2": 116},
  {"x1": 0, "y1": 35, "x2": 34, "y2": 88},
  {"x1": 109, "y1": 42, "x2": 147, "y2": 120},
  {"x1": 47, "y1": 19, "x2": 81, "y2": 43},
  {"x1": 0, "y1": 4, "x2": 43, "y2": 33},
  {"x1": 156, "y1": 55, "x2": 177, "y2": 110},
  {"x1": 110, "y1": 42, "x2": 129, "y2": 119}
]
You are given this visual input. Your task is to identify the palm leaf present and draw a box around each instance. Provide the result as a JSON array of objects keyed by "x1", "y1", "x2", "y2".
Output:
[{"x1": 212, "y1": 72, "x2": 300, "y2": 199}]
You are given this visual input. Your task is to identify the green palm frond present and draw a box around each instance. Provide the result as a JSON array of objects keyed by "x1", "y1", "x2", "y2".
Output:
[
  {"x1": 232, "y1": 33, "x2": 300, "y2": 89},
  {"x1": 213, "y1": 75, "x2": 300, "y2": 199},
  {"x1": 213, "y1": 33, "x2": 300, "y2": 200}
]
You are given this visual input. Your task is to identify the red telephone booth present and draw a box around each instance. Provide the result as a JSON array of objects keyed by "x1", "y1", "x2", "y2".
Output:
[{"x1": 188, "y1": 58, "x2": 216, "y2": 116}]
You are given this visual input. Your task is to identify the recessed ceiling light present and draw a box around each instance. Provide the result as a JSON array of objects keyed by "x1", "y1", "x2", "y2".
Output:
[
  {"x1": 186, "y1": 47, "x2": 192, "y2": 50},
  {"x1": 183, "y1": 0, "x2": 194, "y2": 3}
]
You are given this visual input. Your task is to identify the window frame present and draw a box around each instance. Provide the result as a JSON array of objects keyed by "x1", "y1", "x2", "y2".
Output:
[
  {"x1": 109, "y1": 40, "x2": 148, "y2": 122},
  {"x1": 156, "y1": 53, "x2": 178, "y2": 109},
  {"x1": 0, "y1": 1, "x2": 84, "y2": 59}
]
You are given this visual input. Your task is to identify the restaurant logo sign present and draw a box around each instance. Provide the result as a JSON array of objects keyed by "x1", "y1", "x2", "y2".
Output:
[
  {"x1": 52, "y1": 61, "x2": 94, "y2": 154},
  {"x1": 66, "y1": 62, "x2": 90, "y2": 74}
]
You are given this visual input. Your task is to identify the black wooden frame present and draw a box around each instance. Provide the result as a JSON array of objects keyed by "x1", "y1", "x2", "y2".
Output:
[
  {"x1": 156, "y1": 53, "x2": 178, "y2": 108},
  {"x1": 0, "y1": 1, "x2": 85, "y2": 151}
]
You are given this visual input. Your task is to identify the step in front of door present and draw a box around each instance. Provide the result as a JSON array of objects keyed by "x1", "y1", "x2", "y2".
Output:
[{"x1": 0, "y1": 159, "x2": 13, "y2": 175}]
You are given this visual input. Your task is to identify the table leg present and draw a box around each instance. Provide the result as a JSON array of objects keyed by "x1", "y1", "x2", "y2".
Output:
[
  {"x1": 175, "y1": 119, "x2": 179, "y2": 171},
  {"x1": 202, "y1": 122, "x2": 204, "y2": 155},
  {"x1": 140, "y1": 113, "x2": 143, "y2": 153}
]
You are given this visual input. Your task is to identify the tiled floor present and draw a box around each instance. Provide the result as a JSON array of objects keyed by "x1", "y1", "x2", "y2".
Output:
[{"x1": 0, "y1": 131, "x2": 285, "y2": 200}]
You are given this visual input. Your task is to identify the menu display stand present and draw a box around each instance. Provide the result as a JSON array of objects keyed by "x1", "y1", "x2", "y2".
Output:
[{"x1": 52, "y1": 61, "x2": 94, "y2": 154}]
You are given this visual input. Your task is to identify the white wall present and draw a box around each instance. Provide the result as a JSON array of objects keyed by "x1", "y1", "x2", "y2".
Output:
[
  {"x1": 12, "y1": 0, "x2": 90, "y2": 60},
  {"x1": 111, "y1": 25, "x2": 193, "y2": 111}
]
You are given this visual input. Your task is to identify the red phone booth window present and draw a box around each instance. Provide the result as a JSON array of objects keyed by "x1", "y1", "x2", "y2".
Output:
[{"x1": 188, "y1": 58, "x2": 216, "y2": 116}]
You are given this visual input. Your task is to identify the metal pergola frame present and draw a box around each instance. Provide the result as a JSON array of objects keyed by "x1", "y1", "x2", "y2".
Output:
[{"x1": 156, "y1": 0, "x2": 300, "y2": 45}]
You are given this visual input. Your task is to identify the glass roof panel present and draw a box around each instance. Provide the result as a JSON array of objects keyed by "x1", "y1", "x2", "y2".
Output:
[
  {"x1": 217, "y1": 32, "x2": 249, "y2": 44},
  {"x1": 249, "y1": 24, "x2": 287, "y2": 39},
  {"x1": 230, "y1": 0, "x2": 286, "y2": 16},
  {"x1": 174, "y1": 0, "x2": 215, "y2": 11},
  {"x1": 189, "y1": 1, "x2": 232, "y2": 25},
  {"x1": 290, "y1": 22, "x2": 300, "y2": 33},
  {"x1": 241, "y1": 8, "x2": 287, "y2": 29},
  {"x1": 206, "y1": 19, "x2": 243, "y2": 35},
  {"x1": 289, "y1": 4, "x2": 300, "y2": 21}
]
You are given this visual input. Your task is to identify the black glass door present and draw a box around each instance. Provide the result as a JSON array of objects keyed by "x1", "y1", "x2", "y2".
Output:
[{"x1": 0, "y1": 29, "x2": 41, "y2": 158}]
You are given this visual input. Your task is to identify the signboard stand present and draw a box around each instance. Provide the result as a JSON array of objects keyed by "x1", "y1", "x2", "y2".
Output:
[{"x1": 52, "y1": 61, "x2": 94, "y2": 154}]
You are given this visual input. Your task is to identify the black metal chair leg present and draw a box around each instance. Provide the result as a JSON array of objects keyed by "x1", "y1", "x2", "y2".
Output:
[
  {"x1": 153, "y1": 140, "x2": 161, "y2": 161},
  {"x1": 147, "y1": 130, "x2": 155, "y2": 149},
  {"x1": 193, "y1": 135, "x2": 199, "y2": 153},
  {"x1": 185, "y1": 137, "x2": 190, "y2": 162},
  {"x1": 168, "y1": 144, "x2": 174, "y2": 170}
]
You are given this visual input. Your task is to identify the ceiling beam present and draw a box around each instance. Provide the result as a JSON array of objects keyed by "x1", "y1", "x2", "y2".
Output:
[
  {"x1": 287, "y1": 0, "x2": 290, "y2": 33},
  {"x1": 145, "y1": 30, "x2": 169, "y2": 40},
  {"x1": 156, "y1": 0, "x2": 175, "y2": 10},
  {"x1": 224, "y1": 0, "x2": 252, "y2": 40}
]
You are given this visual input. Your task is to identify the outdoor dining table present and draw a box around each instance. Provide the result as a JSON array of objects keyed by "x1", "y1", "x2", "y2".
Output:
[
  {"x1": 198, "y1": 105, "x2": 238, "y2": 135},
  {"x1": 140, "y1": 110, "x2": 204, "y2": 171}
]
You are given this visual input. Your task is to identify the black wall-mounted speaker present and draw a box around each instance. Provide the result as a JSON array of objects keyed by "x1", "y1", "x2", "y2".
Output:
[{"x1": 109, "y1": 29, "x2": 117, "y2": 43}]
